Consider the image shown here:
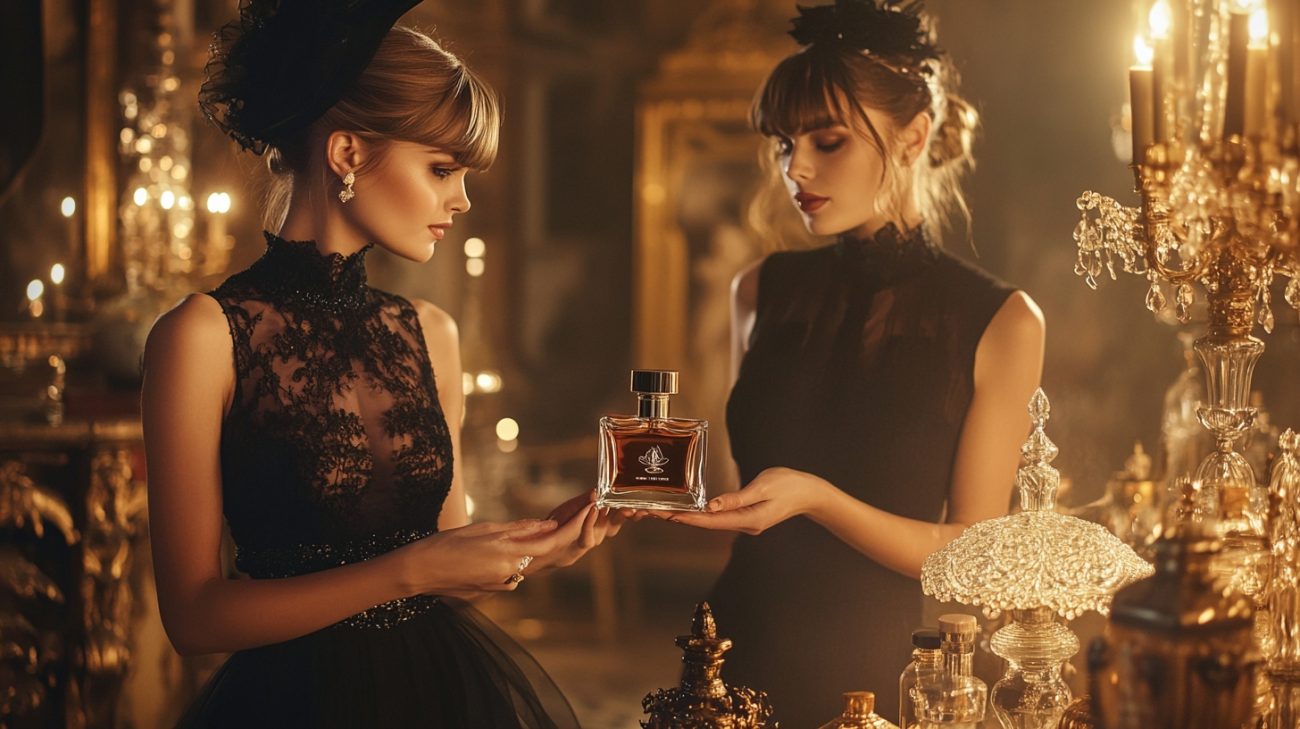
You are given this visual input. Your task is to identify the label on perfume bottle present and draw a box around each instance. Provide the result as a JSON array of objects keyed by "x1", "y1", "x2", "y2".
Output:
[{"x1": 613, "y1": 437, "x2": 691, "y2": 489}]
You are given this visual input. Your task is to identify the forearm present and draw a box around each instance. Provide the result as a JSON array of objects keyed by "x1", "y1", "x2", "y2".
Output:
[
  {"x1": 806, "y1": 484, "x2": 967, "y2": 580},
  {"x1": 163, "y1": 549, "x2": 409, "y2": 655}
]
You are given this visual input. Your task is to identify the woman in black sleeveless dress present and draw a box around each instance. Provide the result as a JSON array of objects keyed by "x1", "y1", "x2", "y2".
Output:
[
  {"x1": 141, "y1": 3, "x2": 617, "y2": 727},
  {"x1": 667, "y1": 2, "x2": 1046, "y2": 725}
]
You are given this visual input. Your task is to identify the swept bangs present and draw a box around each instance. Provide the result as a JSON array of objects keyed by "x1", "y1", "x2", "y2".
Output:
[
  {"x1": 413, "y1": 61, "x2": 500, "y2": 171},
  {"x1": 751, "y1": 48, "x2": 868, "y2": 140}
]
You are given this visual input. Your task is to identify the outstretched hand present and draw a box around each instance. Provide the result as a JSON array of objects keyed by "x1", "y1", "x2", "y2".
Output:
[
  {"x1": 528, "y1": 490, "x2": 627, "y2": 570},
  {"x1": 662, "y1": 467, "x2": 831, "y2": 535}
]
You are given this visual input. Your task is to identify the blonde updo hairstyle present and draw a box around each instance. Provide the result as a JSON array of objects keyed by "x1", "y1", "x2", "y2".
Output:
[
  {"x1": 260, "y1": 26, "x2": 500, "y2": 229},
  {"x1": 748, "y1": 26, "x2": 978, "y2": 246}
]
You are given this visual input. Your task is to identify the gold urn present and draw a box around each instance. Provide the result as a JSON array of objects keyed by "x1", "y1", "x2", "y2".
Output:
[{"x1": 641, "y1": 602, "x2": 776, "y2": 729}]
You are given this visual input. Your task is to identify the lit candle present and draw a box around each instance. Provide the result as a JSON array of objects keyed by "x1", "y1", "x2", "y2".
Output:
[
  {"x1": 26, "y1": 279, "x2": 45, "y2": 319},
  {"x1": 49, "y1": 263, "x2": 66, "y2": 322},
  {"x1": 1132, "y1": 36, "x2": 1156, "y2": 164},
  {"x1": 1224, "y1": 9, "x2": 1251, "y2": 138},
  {"x1": 1245, "y1": 8, "x2": 1270, "y2": 138},
  {"x1": 1269, "y1": 0, "x2": 1295, "y2": 125},
  {"x1": 205, "y1": 192, "x2": 231, "y2": 274},
  {"x1": 1150, "y1": 1, "x2": 1174, "y2": 142},
  {"x1": 60, "y1": 196, "x2": 78, "y2": 277}
]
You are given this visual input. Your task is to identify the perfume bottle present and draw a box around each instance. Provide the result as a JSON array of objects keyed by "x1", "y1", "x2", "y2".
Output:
[
  {"x1": 819, "y1": 691, "x2": 899, "y2": 729},
  {"x1": 1088, "y1": 532, "x2": 1258, "y2": 729},
  {"x1": 898, "y1": 629, "x2": 942, "y2": 729},
  {"x1": 597, "y1": 370, "x2": 707, "y2": 511},
  {"x1": 913, "y1": 614, "x2": 987, "y2": 728}
]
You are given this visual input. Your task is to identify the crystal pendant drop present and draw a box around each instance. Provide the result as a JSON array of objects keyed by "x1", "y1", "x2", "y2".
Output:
[
  {"x1": 1260, "y1": 300, "x2": 1275, "y2": 333},
  {"x1": 1175, "y1": 284, "x2": 1194, "y2": 322},
  {"x1": 1145, "y1": 283, "x2": 1166, "y2": 314},
  {"x1": 1284, "y1": 277, "x2": 1300, "y2": 309}
]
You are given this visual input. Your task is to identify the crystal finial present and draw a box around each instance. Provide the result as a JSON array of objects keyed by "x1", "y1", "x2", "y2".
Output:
[{"x1": 1028, "y1": 388, "x2": 1050, "y2": 424}]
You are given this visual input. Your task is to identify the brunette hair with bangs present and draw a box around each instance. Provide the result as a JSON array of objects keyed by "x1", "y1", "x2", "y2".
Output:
[
  {"x1": 749, "y1": 34, "x2": 979, "y2": 244},
  {"x1": 262, "y1": 26, "x2": 501, "y2": 227}
]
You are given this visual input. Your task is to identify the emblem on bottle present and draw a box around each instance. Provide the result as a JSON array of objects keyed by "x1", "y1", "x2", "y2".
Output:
[{"x1": 639, "y1": 445, "x2": 670, "y2": 474}]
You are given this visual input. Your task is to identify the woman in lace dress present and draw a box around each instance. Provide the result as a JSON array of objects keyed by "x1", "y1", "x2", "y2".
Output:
[
  {"x1": 662, "y1": 1, "x2": 1046, "y2": 724},
  {"x1": 141, "y1": 2, "x2": 615, "y2": 726}
]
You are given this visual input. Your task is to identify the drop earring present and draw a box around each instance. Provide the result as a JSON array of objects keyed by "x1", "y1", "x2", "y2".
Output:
[{"x1": 338, "y1": 171, "x2": 356, "y2": 203}]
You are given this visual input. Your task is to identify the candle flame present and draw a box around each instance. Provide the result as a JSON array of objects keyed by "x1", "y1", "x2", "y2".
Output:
[
  {"x1": 26, "y1": 279, "x2": 44, "y2": 302},
  {"x1": 1249, "y1": 8, "x2": 1269, "y2": 45},
  {"x1": 60, "y1": 196, "x2": 75, "y2": 218},
  {"x1": 1134, "y1": 35, "x2": 1155, "y2": 67},
  {"x1": 495, "y1": 417, "x2": 519, "y2": 442},
  {"x1": 206, "y1": 192, "x2": 231, "y2": 214},
  {"x1": 50, "y1": 264, "x2": 65, "y2": 285},
  {"x1": 1149, "y1": 1, "x2": 1171, "y2": 40}
]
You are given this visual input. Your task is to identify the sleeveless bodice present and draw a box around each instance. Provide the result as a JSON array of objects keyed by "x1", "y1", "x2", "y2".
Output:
[
  {"x1": 710, "y1": 224, "x2": 1015, "y2": 725},
  {"x1": 206, "y1": 233, "x2": 453, "y2": 580}
]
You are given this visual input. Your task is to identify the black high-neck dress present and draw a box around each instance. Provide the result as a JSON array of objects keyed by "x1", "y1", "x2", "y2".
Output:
[
  {"x1": 707, "y1": 225, "x2": 1014, "y2": 726},
  {"x1": 174, "y1": 233, "x2": 578, "y2": 729}
]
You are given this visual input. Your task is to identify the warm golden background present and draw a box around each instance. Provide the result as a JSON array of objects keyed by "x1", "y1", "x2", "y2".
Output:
[{"x1": 2, "y1": 0, "x2": 1298, "y2": 727}]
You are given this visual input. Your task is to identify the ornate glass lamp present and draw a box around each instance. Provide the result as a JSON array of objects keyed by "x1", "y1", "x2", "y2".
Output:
[{"x1": 921, "y1": 390, "x2": 1153, "y2": 729}]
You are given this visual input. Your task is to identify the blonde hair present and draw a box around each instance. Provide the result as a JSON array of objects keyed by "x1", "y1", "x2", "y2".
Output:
[
  {"x1": 748, "y1": 38, "x2": 978, "y2": 247},
  {"x1": 261, "y1": 26, "x2": 501, "y2": 228}
]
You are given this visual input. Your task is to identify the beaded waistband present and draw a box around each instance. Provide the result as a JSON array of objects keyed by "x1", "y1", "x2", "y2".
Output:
[{"x1": 236, "y1": 527, "x2": 438, "y2": 630}]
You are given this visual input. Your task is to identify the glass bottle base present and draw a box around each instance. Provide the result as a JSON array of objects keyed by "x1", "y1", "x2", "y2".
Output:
[{"x1": 596, "y1": 488, "x2": 705, "y2": 512}]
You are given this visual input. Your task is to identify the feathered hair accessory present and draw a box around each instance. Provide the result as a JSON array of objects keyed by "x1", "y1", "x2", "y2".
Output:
[
  {"x1": 788, "y1": 0, "x2": 941, "y2": 78},
  {"x1": 200, "y1": 0, "x2": 420, "y2": 154}
]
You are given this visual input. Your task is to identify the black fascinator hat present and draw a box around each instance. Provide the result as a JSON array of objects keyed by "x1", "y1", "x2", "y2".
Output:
[
  {"x1": 200, "y1": 0, "x2": 421, "y2": 154},
  {"x1": 789, "y1": 0, "x2": 941, "y2": 73}
]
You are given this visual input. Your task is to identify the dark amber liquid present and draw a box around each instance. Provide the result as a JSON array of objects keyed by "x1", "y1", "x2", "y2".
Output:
[{"x1": 611, "y1": 434, "x2": 693, "y2": 491}]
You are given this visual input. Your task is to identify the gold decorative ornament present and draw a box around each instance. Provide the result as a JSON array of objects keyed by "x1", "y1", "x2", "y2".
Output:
[{"x1": 641, "y1": 602, "x2": 776, "y2": 729}]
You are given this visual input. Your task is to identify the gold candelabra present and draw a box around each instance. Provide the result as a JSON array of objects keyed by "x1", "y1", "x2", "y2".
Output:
[
  {"x1": 1075, "y1": 0, "x2": 1300, "y2": 555},
  {"x1": 1076, "y1": 1, "x2": 1300, "y2": 725}
]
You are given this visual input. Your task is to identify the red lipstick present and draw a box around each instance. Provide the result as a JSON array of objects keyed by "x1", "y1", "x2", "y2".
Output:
[{"x1": 794, "y1": 192, "x2": 828, "y2": 213}]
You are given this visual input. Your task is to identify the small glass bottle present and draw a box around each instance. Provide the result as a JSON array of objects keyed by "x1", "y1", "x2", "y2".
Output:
[
  {"x1": 819, "y1": 691, "x2": 899, "y2": 729},
  {"x1": 597, "y1": 370, "x2": 708, "y2": 511},
  {"x1": 898, "y1": 628, "x2": 942, "y2": 729},
  {"x1": 914, "y1": 613, "x2": 987, "y2": 728}
]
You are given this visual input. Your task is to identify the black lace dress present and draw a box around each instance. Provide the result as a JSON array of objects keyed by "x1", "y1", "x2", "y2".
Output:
[
  {"x1": 707, "y1": 225, "x2": 1014, "y2": 726},
  {"x1": 175, "y1": 233, "x2": 578, "y2": 729}
]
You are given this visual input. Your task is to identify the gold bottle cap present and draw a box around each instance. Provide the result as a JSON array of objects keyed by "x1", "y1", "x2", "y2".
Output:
[
  {"x1": 842, "y1": 691, "x2": 875, "y2": 717},
  {"x1": 631, "y1": 369, "x2": 679, "y2": 395},
  {"x1": 938, "y1": 613, "x2": 978, "y2": 639}
]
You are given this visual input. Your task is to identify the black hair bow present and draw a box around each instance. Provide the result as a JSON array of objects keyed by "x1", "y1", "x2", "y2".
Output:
[{"x1": 200, "y1": 0, "x2": 420, "y2": 154}]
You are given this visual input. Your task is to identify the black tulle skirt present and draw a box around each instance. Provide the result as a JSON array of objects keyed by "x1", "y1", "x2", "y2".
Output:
[{"x1": 175, "y1": 598, "x2": 579, "y2": 729}]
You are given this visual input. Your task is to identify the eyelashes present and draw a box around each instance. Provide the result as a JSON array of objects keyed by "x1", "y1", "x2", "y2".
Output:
[
  {"x1": 773, "y1": 137, "x2": 845, "y2": 159},
  {"x1": 430, "y1": 166, "x2": 461, "y2": 179}
]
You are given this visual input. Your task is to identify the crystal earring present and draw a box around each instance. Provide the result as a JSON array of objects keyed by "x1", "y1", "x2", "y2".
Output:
[{"x1": 338, "y1": 171, "x2": 356, "y2": 203}]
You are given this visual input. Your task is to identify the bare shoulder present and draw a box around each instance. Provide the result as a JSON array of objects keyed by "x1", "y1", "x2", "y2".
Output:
[
  {"x1": 409, "y1": 298, "x2": 459, "y2": 353},
  {"x1": 145, "y1": 293, "x2": 230, "y2": 364},
  {"x1": 987, "y1": 291, "x2": 1045, "y2": 341},
  {"x1": 731, "y1": 257, "x2": 767, "y2": 312},
  {"x1": 975, "y1": 290, "x2": 1045, "y2": 381}
]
